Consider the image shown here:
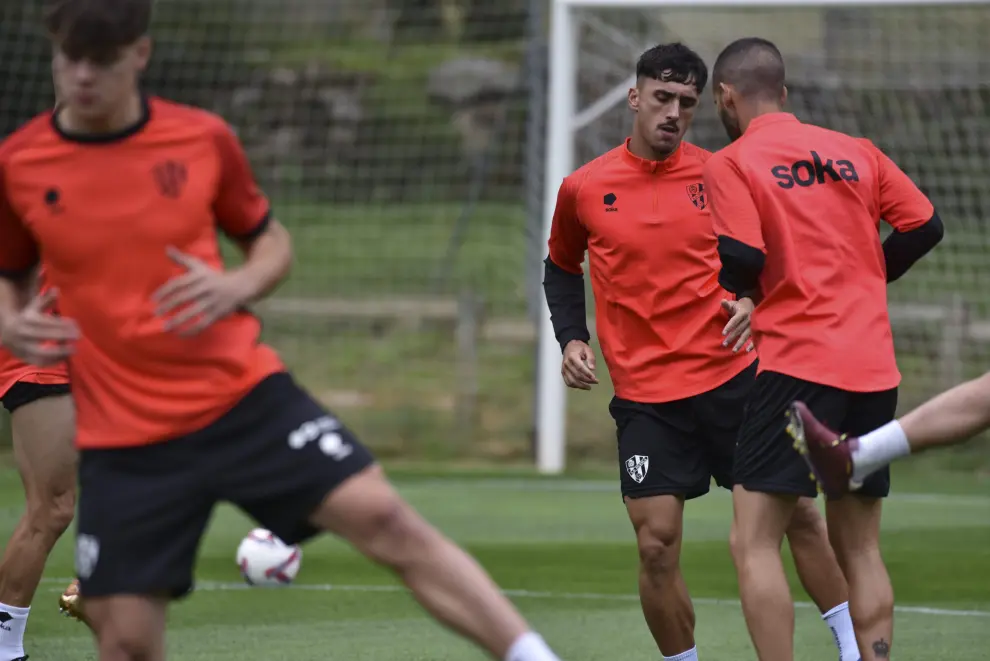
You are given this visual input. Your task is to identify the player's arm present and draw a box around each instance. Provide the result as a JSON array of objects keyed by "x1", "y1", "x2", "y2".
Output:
[
  {"x1": 543, "y1": 177, "x2": 591, "y2": 351},
  {"x1": 704, "y1": 156, "x2": 766, "y2": 302},
  {"x1": 213, "y1": 122, "x2": 292, "y2": 302},
  {"x1": 867, "y1": 140, "x2": 944, "y2": 282},
  {"x1": 0, "y1": 163, "x2": 77, "y2": 363}
]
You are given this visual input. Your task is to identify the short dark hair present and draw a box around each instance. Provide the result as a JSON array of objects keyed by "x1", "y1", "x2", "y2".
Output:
[
  {"x1": 635, "y1": 43, "x2": 708, "y2": 94},
  {"x1": 44, "y1": 0, "x2": 152, "y2": 62},
  {"x1": 712, "y1": 37, "x2": 785, "y2": 100}
]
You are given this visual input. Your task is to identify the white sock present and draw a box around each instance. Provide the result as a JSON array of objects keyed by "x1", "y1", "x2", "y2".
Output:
[
  {"x1": 663, "y1": 646, "x2": 699, "y2": 661},
  {"x1": 850, "y1": 420, "x2": 911, "y2": 484},
  {"x1": 822, "y1": 602, "x2": 859, "y2": 661},
  {"x1": 505, "y1": 632, "x2": 561, "y2": 661},
  {"x1": 0, "y1": 603, "x2": 30, "y2": 660}
]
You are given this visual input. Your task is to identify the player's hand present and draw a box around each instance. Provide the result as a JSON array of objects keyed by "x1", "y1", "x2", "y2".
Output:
[
  {"x1": 154, "y1": 247, "x2": 253, "y2": 336},
  {"x1": 562, "y1": 340, "x2": 599, "y2": 390},
  {"x1": 721, "y1": 298, "x2": 755, "y2": 353},
  {"x1": 0, "y1": 289, "x2": 78, "y2": 366}
]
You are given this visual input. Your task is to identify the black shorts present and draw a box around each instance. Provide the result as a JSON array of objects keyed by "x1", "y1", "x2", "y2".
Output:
[
  {"x1": 1, "y1": 381, "x2": 71, "y2": 413},
  {"x1": 610, "y1": 361, "x2": 757, "y2": 500},
  {"x1": 74, "y1": 372, "x2": 376, "y2": 599},
  {"x1": 735, "y1": 370, "x2": 897, "y2": 499}
]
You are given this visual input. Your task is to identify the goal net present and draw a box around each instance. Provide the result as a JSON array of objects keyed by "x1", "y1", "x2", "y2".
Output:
[{"x1": 536, "y1": 0, "x2": 990, "y2": 471}]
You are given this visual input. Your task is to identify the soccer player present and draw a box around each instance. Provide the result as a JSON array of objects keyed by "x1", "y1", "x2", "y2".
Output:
[
  {"x1": 789, "y1": 371, "x2": 990, "y2": 497},
  {"x1": 704, "y1": 38, "x2": 943, "y2": 661},
  {"x1": 0, "y1": 3, "x2": 566, "y2": 661},
  {"x1": 0, "y1": 345, "x2": 75, "y2": 661},
  {"x1": 544, "y1": 43, "x2": 860, "y2": 661}
]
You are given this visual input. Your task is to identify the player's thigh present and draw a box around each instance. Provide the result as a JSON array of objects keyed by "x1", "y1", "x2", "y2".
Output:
[
  {"x1": 609, "y1": 396, "x2": 710, "y2": 500},
  {"x1": 8, "y1": 385, "x2": 76, "y2": 503},
  {"x1": 695, "y1": 360, "x2": 758, "y2": 491},
  {"x1": 75, "y1": 440, "x2": 214, "y2": 600},
  {"x1": 842, "y1": 388, "x2": 899, "y2": 499},
  {"x1": 735, "y1": 371, "x2": 846, "y2": 498},
  {"x1": 214, "y1": 372, "x2": 377, "y2": 546}
]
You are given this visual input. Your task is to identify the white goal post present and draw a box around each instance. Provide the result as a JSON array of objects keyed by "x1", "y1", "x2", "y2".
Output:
[{"x1": 535, "y1": 0, "x2": 990, "y2": 474}]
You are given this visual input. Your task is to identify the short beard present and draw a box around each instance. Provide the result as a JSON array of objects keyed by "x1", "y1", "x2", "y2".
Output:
[{"x1": 719, "y1": 107, "x2": 743, "y2": 142}]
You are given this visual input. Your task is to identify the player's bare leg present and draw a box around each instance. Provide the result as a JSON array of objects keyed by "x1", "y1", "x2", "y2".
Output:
[
  {"x1": 81, "y1": 595, "x2": 167, "y2": 661},
  {"x1": 0, "y1": 394, "x2": 76, "y2": 660},
  {"x1": 731, "y1": 487, "x2": 799, "y2": 661},
  {"x1": 309, "y1": 465, "x2": 561, "y2": 661},
  {"x1": 785, "y1": 498, "x2": 859, "y2": 661},
  {"x1": 625, "y1": 495, "x2": 696, "y2": 658},
  {"x1": 826, "y1": 497, "x2": 892, "y2": 661},
  {"x1": 792, "y1": 374, "x2": 990, "y2": 496}
]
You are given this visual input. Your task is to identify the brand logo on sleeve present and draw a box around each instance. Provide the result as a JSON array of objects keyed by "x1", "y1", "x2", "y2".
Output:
[
  {"x1": 686, "y1": 182, "x2": 707, "y2": 210},
  {"x1": 770, "y1": 151, "x2": 859, "y2": 189},
  {"x1": 44, "y1": 187, "x2": 63, "y2": 213}
]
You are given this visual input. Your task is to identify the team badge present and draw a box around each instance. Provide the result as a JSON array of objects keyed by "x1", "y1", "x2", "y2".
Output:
[
  {"x1": 686, "y1": 182, "x2": 707, "y2": 210},
  {"x1": 625, "y1": 454, "x2": 649, "y2": 484},
  {"x1": 75, "y1": 534, "x2": 100, "y2": 580},
  {"x1": 152, "y1": 160, "x2": 188, "y2": 199}
]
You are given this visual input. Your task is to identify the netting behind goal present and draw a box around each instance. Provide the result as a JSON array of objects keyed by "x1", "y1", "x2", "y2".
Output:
[
  {"x1": 0, "y1": 0, "x2": 544, "y2": 461},
  {"x1": 565, "y1": 4, "x2": 990, "y2": 421}
]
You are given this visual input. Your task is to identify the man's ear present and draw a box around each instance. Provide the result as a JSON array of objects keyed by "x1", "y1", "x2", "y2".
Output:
[
  {"x1": 627, "y1": 85, "x2": 639, "y2": 112},
  {"x1": 718, "y1": 82, "x2": 735, "y2": 110},
  {"x1": 780, "y1": 84, "x2": 788, "y2": 106}
]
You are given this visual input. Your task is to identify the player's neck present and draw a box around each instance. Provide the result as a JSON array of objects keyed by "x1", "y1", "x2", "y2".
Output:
[
  {"x1": 739, "y1": 100, "x2": 784, "y2": 135},
  {"x1": 58, "y1": 92, "x2": 145, "y2": 136},
  {"x1": 627, "y1": 132, "x2": 679, "y2": 162}
]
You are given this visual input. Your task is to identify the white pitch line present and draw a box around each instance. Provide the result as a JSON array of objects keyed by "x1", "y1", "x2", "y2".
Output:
[{"x1": 39, "y1": 578, "x2": 990, "y2": 618}]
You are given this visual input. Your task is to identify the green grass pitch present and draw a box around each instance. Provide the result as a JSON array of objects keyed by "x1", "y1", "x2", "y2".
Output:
[{"x1": 1, "y1": 464, "x2": 987, "y2": 660}]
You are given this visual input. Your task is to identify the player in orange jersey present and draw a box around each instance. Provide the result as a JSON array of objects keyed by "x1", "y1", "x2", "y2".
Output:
[
  {"x1": 545, "y1": 43, "x2": 859, "y2": 661},
  {"x1": 0, "y1": 3, "x2": 566, "y2": 661},
  {"x1": 704, "y1": 38, "x2": 942, "y2": 661},
  {"x1": 0, "y1": 344, "x2": 74, "y2": 661}
]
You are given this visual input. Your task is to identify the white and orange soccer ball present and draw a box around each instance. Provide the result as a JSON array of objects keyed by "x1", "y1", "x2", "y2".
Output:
[{"x1": 235, "y1": 528, "x2": 302, "y2": 586}]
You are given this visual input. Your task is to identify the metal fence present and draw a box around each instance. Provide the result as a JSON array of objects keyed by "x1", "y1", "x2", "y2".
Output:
[{"x1": 1, "y1": 1, "x2": 988, "y2": 466}]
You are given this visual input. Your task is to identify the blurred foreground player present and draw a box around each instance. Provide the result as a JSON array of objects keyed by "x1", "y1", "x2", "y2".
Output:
[
  {"x1": 705, "y1": 38, "x2": 943, "y2": 661},
  {"x1": 790, "y1": 371, "x2": 990, "y2": 497},
  {"x1": 0, "y1": 3, "x2": 566, "y2": 661},
  {"x1": 544, "y1": 43, "x2": 858, "y2": 661},
  {"x1": 0, "y1": 341, "x2": 74, "y2": 661}
]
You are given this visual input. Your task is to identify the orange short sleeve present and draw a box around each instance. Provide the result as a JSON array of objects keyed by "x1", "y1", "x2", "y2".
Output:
[
  {"x1": 0, "y1": 158, "x2": 39, "y2": 278},
  {"x1": 704, "y1": 154, "x2": 765, "y2": 253},
  {"x1": 211, "y1": 122, "x2": 271, "y2": 240},
  {"x1": 863, "y1": 139, "x2": 934, "y2": 232},
  {"x1": 546, "y1": 177, "x2": 589, "y2": 275}
]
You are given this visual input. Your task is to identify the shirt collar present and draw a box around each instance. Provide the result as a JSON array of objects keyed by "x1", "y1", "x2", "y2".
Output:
[
  {"x1": 745, "y1": 112, "x2": 799, "y2": 134},
  {"x1": 620, "y1": 137, "x2": 683, "y2": 173}
]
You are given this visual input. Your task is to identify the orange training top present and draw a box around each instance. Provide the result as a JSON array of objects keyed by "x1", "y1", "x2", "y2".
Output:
[
  {"x1": 548, "y1": 139, "x2": 755, "y2": 403},
  {"x1": 704, "y1": 113, "x2": 934, "y2": 392},
  {"x1": 0, "y1": 97, "x2": 284, "y2": 448}
]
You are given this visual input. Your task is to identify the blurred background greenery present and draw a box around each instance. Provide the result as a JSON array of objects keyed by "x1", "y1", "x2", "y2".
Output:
[{"x1": 0, "y1": 0, "x2": 987, "y2": 478}]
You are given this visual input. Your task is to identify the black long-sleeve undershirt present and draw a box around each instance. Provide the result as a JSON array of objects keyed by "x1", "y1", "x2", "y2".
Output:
[
  {"x1": 543, "y1": 257, "x2": 590, "y2": 352},
  {"x1": 882, "y1": 211, "x2": 944, "y2": 283}
]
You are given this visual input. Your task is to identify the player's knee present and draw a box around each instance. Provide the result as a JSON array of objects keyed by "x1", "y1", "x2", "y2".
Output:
[
  {"x1": 25, "y1": 482, "x2": 75, "y2": 539},
  {"x1": 354, "y1": 495, "x2": 435, "y2": 569},
  {"x1": 786, "y1": 498, "x2": 826, "y2": 541},
  {"x1": 635, "y1": 520, "x2": 681, "y2": 578},
  {"x1": 98, "y1": 631, "x2": 157, "y2": 661}
]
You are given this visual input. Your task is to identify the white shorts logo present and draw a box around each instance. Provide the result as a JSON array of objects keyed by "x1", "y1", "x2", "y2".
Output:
[
  {"x1": 625, "y1": 455, "x2": 649, "y2": 484},
  {"x1": 288, "y1": 415, "x2": 353, "y2": 461},
  {"x1": 75, "y1": 534, "x2": 100, "y2": 580}
]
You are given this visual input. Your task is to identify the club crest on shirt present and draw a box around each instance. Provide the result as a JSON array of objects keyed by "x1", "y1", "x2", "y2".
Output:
[
  {"x1": 152, "y1": 160, "x2": 188, "y2": 199},
  {"x1": 625, "y1": 454, "x2": 649, "y2": 483},
  {"x1": 686, "y1": 182, "x2": 707, "y2": 210}
]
